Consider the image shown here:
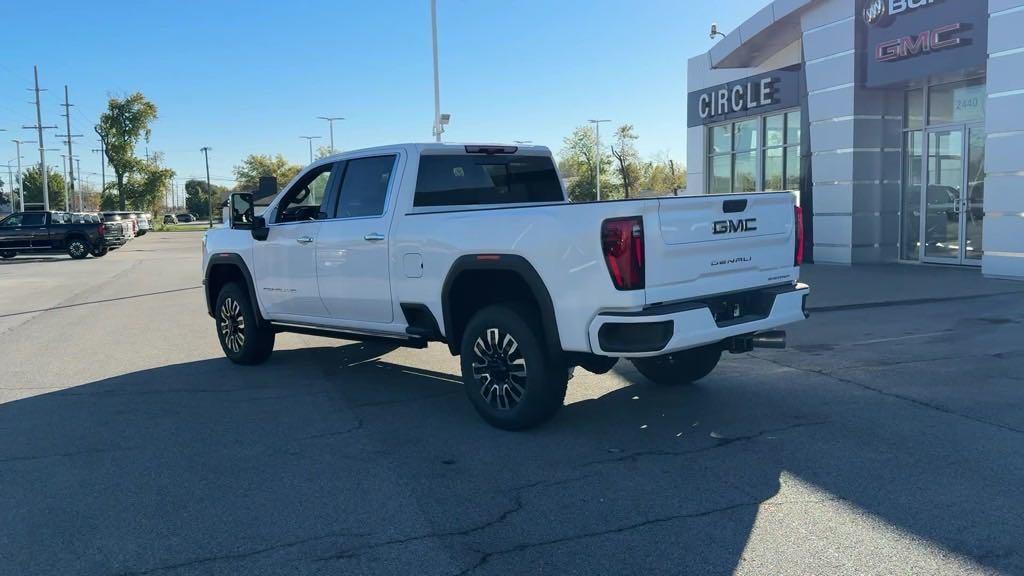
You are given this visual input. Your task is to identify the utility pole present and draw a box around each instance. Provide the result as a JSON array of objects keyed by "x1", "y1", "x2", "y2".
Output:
[
  {"x1": 200, "y1": 147, "x2": 212, "y2": 228},
  {"x1": 60, "y1": 155, "x2": 68, "y2": 211},
  {"x1": 431, "y1": 0, "x2": 442, "y2": 142},
  {"x1": 317, "y1": 116, "x2": 344, "y2": 154},
  {"x1": 300, "y1": 136, "x2": 321, "y2": 163},
  {"x1": 588, "y1": 119, "x2": 611, "y2": 201},
  {"x1": 56, "y1": 85, "x2": 82, "y2": 213},
  {"x1": 11, "y1": 139, "x2": 35, "y2": 212},
  {"x1": 92, "y1": 141, "x2": 106, "y2": 194},
  {"x1": 23, "y1": 66, "x2": 58, "y2": 211},
  {"x1": 75, "y1": 157, "x2": 82, "y2": 210},
  {"x1": 2, "y1": 163, "x2": 14, "y2": 211}
]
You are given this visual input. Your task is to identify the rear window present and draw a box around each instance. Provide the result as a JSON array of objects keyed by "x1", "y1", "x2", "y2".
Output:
[{"x1": 414, "y1": 154, "x2": 563, "y2": 208}]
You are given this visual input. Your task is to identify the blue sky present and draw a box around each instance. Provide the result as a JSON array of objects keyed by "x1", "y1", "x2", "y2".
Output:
[{"x1": 1, "y1": 0, "x2": 770, "y2": 191}]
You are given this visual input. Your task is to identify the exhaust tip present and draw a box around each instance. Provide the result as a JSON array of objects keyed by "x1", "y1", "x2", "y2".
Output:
[{"x1": 752, "y1": 331, "x2": 787, "y2": 349}]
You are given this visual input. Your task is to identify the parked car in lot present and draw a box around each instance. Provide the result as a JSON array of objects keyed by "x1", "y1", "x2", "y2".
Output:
[
  {"x1": 133, "y1": 212, "x2": 152, "y2": 236},
  {"x1": 176, "y1": 213, "x2": 196, "y2": 223},
  {"x1": 100, "y1": 213, "x2": 134, "y2": 239},
  {"x1": 203, "y1": 143, "x2": 809, "y2": 429},
  {"x1": 1, "y1": 211, "x2": 128, "y2": 259},
  {"x1": 163, "y1": 214, "x2": 178, "y2": 225}
]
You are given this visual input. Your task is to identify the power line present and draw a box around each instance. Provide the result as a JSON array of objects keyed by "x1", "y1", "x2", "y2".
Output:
[{"x1": 22, "y1": 66, "x2": 58, "y2": 211}]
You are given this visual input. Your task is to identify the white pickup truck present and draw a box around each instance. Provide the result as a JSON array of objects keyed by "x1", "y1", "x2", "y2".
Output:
[{"x1": 203, "y1": 143, "x2": 809, "y2": 429}]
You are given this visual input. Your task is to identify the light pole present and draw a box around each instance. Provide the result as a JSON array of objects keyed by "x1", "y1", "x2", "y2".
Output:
[
  {"x1": 300, "y1": 136, "x2": 321, "y2": 163},
  {"x1": 200, "y1": 147, "x2": 213, "y2": 228},
  {"x1": 588, "y1": 119, "x2": 611, "y2": 201},
  {"x1": 317, "y1": 116, "x2": 344, "y2": 154},
  {"x1": 431, "y1": 0, "x2": 442, "y2": 142},
  {"x1": 12, "y1": 140, "x2": 35, "y2": 211}
]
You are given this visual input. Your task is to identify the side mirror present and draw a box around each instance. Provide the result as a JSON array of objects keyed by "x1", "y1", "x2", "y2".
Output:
[
  {"x1": 251, "y1": 215, "x2": 269, "y2": 241},
  {"x1": 229, "y1": 193, "x2": 254, "y2": 230}
]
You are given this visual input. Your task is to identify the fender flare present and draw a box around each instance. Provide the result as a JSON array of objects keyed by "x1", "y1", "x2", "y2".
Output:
[
  {"x1": 204, "y1": 253, "x2": 264, "y2": 325},
  {"x1": 440, "y1": 254, "x2": 562, "y2": 356}
]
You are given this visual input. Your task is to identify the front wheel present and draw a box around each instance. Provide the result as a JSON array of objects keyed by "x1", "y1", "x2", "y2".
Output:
[
  {"x1": 215, "y1": 282, "x2": 275, "y2": 365},
  {"x1": 0, "y1": 251, "x2": 15, "y2": 259},
  {"x1": 67, "y1": 238, "x2": 90, "y2": 260},
  {"x1": 460, "y1": 304, "x2": 567, "y2": 430},
  {"x1": 630, "y1": 344, "x2": 722, "y2": 386}
]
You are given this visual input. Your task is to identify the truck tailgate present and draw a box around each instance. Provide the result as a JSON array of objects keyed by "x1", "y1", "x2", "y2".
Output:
[{"x1": 644, "y1": 192, "x2": 798, "y2": 304}]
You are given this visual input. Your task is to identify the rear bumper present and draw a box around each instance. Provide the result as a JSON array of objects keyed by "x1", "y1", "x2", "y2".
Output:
[{"x1": 588, "y1": 283, "x2": 810, "y2": 358}]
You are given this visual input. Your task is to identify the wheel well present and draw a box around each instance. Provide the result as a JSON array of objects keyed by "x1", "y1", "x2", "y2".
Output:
[
  {"x1": 206, "y1": 263, "x2": 251, "y2": 319},
  {"x1": 443, "y1": 265, "x2": 560, "y2": 356}
]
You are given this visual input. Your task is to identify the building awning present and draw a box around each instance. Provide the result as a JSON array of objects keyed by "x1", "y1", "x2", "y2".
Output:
[{"x1": 708, "y1": 0, "x2": 813, "y2": 69}]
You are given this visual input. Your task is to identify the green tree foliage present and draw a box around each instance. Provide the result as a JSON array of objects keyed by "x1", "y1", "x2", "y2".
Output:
[
  {"x1": 640, "y1": 156, "x2": 686, "y2": 195},
  {"x1": 315, "y1": 145, "x2": 334, "y2": 160},
  {"x1": 21, "y1": 166, "x2": 67, "y2": 208},
  {"x1": 558, "y1": 125, "x2": 617, "y2": 202},
  {"x1": 184, "y1": 179, "x2": 229, "y2": 219},
  {"x1": 232, "y1": 154, "x2": 302, "y2": 192},
  {"x1": 123, "y1": 154, "x2": 175, "y2": 213},
  {"x1": 95, "y1": 92, "x2": 159, "y2": 211},
  {"x1": 611, "y1": 124, "x2": 642, "y2": 199},
  {"x1": 100, "y1": 193, "x2": 119, "y2": 211}
]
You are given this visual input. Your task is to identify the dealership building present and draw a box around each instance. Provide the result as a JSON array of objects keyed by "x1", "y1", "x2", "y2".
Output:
[{"x1": 686, "y1": 0, "x2": 1024, "y2": 280}]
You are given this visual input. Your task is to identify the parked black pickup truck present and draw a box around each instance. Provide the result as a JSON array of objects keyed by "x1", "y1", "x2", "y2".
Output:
[{"x1": 0, "y1": 211, "x2": 128, "y2": 260}]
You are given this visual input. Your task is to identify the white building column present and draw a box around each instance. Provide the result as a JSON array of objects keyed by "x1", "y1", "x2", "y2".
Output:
[{"x1": 983, "y1": 0, "x2": 1024, "y2": 279}]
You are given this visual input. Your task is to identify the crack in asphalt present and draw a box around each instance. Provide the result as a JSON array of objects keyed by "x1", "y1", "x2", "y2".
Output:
[
  {"x1": 751, "y1": 354, "x2": 1024, "y2": 436},
  {"x1": 453, "y1": 500, "x2": 760, "y2": 576},
  {"x1": 578, "y1": 420, "x2": 830, "y2": 469},
  {"x1": 111, "y1": 528, "x2": 368, "y2": 576},
  {"x1": 0, "y1": 445, "x2": 139, "y2": 465},
  {"x1": 312, "y1": 475, "x2": 594, "y2": 563},
  {"x1": 350, "y1": 390, "x2": 461, "y2": 408},
  {"x1": 294, "y1": 418, "x2": 365, "y2": 441}
]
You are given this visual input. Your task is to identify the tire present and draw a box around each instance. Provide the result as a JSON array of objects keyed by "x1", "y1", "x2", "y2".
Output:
[
  {"x1": 459, "y1": 303, "x2": 567, "y2": 430},
  {"x1": 631, "y1": 344, "x2": 723, "y2": 386},
  {"x1": 91, "y1": 246, "x2": 109, "y2": 257},
  {"x1": 0, "y1": 251, "x2": 15, "y2": 259},
  {"x1": 215, "y1": 282, "x2": 275, "y2": 365},
  {"x1": 67, "y1": 238, "x2": 90, "y2": 260}
]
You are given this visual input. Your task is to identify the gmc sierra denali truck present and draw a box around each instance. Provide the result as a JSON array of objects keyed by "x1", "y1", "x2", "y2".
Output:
[{"x1": 203, "y1": 143, "x2": 809, "y2": 429}]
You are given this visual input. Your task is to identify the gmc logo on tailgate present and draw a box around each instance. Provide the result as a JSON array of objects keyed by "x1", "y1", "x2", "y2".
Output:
[{"x1": 713, "y1": 218, "x2": 758, "y2": 235}]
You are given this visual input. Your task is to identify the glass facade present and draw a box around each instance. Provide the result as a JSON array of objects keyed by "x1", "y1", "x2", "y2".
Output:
[{"x1": 707, "y1": 110, "x2": 801, "y2": 194}]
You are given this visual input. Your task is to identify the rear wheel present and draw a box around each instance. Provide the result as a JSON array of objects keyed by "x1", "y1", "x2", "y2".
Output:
[
  {"x1": 460, "y1": 304, "x2": 567, "y2": 430},
  {"x1": 67, "y1": 238, "x2": 90, "y2": 260},
  {"x1": 0, "y1": 251, "x2": 15, "y2": 259},
  {"x1": 215, "y1": 282, "x2": 275, "y2": 365},
  {"x1": 630, "y1": 344, "x2": 722, "y2": 386}
]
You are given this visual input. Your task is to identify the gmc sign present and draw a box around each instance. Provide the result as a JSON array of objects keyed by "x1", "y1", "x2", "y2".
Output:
[{"x1": 876, "y1": 23, "x2": 964, "y2": 62}]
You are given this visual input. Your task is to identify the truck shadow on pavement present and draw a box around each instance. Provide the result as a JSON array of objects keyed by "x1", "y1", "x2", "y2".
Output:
[{"x1": 1, "y1": 341, "x2": 1021, "y2": 575}]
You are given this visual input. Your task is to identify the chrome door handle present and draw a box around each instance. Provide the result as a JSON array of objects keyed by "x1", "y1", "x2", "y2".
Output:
[
  {"x1": 364, "y1": 233, "x2": 385, "y2": 242},
  {"x1": 296, "y1": 236, "x2": 314, "y2": 245}
]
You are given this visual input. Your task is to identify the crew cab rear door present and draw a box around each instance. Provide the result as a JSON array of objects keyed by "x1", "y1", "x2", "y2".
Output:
[
  {"x1": 316, "y1": 154, "x2": 400, "y2": 323},
  {"x1": 644, "y1": 192, "x2": 798, "y2": 304}
]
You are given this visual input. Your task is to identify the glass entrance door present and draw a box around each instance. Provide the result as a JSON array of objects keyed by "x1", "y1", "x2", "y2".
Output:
[{"x1": 921, "y1": 126, "x2": 983, "y2": 265}]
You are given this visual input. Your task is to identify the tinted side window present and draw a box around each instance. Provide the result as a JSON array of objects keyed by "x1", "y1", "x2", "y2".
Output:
[
  {"x1": 1, "y1": 214, "x2": 23, "y2": 227},
  {"x1": 335, "y1": 155, "x2": 396, "y2": 218},
  {"x1": 277, "y1": 163, "x2": 336, "y2": 223},
  {"x1": 21, "y1": 213, "x2": 46, "y2": 226},
  {"x1": 414, "y1": 155, "x2": 563, "y2": 207}
]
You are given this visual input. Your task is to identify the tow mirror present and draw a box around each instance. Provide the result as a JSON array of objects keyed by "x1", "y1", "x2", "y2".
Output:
[
  {"x1": 229, "y1": 193, "x2": 254, "y2": 230},
  {"x1": 251, "y1": 215, "x2": 269, "y2": 241}
]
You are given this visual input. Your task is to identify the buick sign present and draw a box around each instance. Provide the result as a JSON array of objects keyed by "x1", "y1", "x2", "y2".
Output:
[
  {"x1": 863, "y1": 0, "x2": 887, "y2": 25},
  {"x1": 864, "y1": 0, "x2": 944, "y2": 26}
]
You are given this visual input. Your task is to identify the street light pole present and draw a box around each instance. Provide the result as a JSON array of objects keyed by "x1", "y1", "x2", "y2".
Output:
[
  {"x1": 317, "y1": 116, "x2": 344, "y2": 154},
  {"x1": 588, "y1": 119, "x2": 611, "y2": 201},
  {"x1": 200, "y1": 146, "x2": 212, "y2": 229},
  {"x1": 431, "y1": 0, "x2": 442, "y2": 142},
  {"x1": 300, "y1": 136, "x2": 321, "y2": 163}
]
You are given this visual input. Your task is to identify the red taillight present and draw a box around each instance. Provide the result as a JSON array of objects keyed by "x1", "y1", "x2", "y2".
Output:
[
  {"x1": 794, "y1": 205, "x2": 804, "y2": 266},
  {"x1": 602, "y1": 217, "x2": 645, "y2": 290}
]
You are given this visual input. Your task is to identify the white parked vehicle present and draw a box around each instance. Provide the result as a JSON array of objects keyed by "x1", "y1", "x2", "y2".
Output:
[{"x1": 203, "y1": 143, "x2": 809, "y2": 429}]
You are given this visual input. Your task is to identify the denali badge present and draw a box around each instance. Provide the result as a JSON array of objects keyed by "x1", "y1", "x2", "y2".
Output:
[{"x1": 713, "y1": 218, "x2": 758, "y2": 235}]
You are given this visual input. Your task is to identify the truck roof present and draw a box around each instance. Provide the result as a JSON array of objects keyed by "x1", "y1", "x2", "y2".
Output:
[{"x1": 315, "y1": 142, "x2": 552, "y2": 163}]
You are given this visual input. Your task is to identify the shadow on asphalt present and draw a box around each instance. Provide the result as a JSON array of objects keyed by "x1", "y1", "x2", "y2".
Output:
[{"x1": 1, "y1": 341, "x2": 1020, "y2": 574}]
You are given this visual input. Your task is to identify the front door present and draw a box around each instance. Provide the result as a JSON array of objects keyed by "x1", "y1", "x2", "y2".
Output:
[
  {"x1": 253, "y1": 161, "x2": 338, "y2": 319},
  {"x1": 921, "y1": 125, "x2": 984, "y2": 265}
]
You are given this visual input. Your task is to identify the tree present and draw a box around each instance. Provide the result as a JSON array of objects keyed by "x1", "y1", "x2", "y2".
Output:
[
  {"x1": 315, "y1": 145, "x2": 334, "y2": 160},
  {"x1": 232, "y1": 154, "x2": 302, "y2": 192},
  {"x1": 558, "y1": 126, "x2": 616, "y2": 202},
  {"x1": 0, "y1": 177, "x2": 9, "y2": 208},
  {"x1": 184, "y1": 179, "x2": 228, "y2": 219},
  {"x1": 21, "y1": 166, "x2": 67, "y2": 209},
  {"x1": 95, "y1": 92, "x2": 159, "y2": 211},
  {"x1": 641, "y1": 155, "x2": 687, "y2": 195},
  {"x1": 124, "y1": 155, "x2": 175, "y2": 213},
  {"x1": 611, "y1": 124, "x2": 642, "y2": 199}
]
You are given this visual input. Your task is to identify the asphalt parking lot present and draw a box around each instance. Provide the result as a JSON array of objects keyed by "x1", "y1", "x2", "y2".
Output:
[{"x1": 2, "y1": 233, "x2": 1023, "y2": 576}]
